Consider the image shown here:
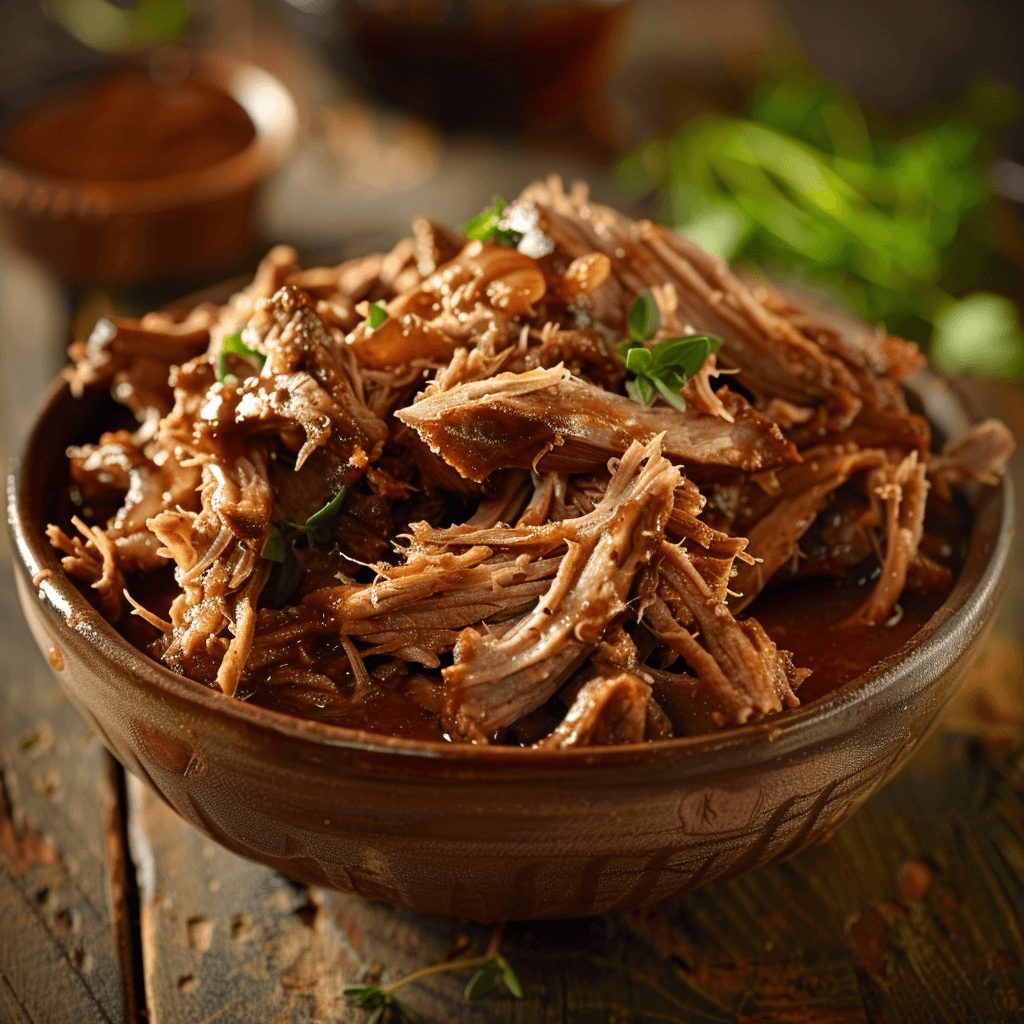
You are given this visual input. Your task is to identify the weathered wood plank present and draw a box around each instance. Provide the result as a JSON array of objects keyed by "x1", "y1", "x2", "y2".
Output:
[
  {"x1": 0, "y1": 558, "x2": 135, "y2": 1024},
  {"x1": 626, "y1": 731, "x2": 1024, "y2": 1023},
  {"x1": 130, "y1": 770, "x2": 520, "y2": 1023}
]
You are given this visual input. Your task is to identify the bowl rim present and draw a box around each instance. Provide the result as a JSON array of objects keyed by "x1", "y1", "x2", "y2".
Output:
[
  {"x1": 0, "y1": 49, "x2": 299, "y2": 218},
  {"x1": 7, "y1": 371, "x2": 1015, "y2": 772}
]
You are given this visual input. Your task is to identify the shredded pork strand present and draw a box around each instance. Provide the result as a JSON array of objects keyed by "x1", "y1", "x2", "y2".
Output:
[{"x1": 48, "y1": 175, "x2": 1014, "y2": 745}]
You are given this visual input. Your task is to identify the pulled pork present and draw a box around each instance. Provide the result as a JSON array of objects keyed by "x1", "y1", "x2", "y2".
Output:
[{"x1": 51, "y1": 176, "x2": 1014, "y2": 745}]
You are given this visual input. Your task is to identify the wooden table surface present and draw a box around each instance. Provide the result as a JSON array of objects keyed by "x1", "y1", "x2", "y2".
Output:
[{"x1": 1, "y1": 244, "x2": 1023, "y2": 1024}]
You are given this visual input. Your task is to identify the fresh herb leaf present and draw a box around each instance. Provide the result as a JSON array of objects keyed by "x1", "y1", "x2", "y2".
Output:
[
  {"x1": 628, "y1": 289, "x2": 660, "y2": 342},
  {"x1": 344, "y1": 984, "x2": 386, "y2": 1008},
  {"x1": 217, "y1": 331, "x2": 265, "y2": 384},
  {"x1": 305, "y1": 486, "x2": 348, "y2": 552},
  {"x1": 462, "y1": 195, "x2": 522, "y2": 248},
  {"x1": 652, "y1": 374, "x2": 689, "y2": 412},
  {"x1": 625, "y1": 375, "x2": 656, "y2": 407},
  {"x1": 465, "y1": 959, "x2": 502, "y2": 999},
  {"x1": 367, "y1": 302, "x2": 389, "y2": 329},
  {"x1": 500, "y1": 960, "x2": 524, "y2": 998},
  {"x1": 618, "y1": 334, "x2": 722, "y2": 412},
  {"x1": 621, "y1": 343, "x2": 653, "y2": 376},
  {"x1": 650, "y1": 334, "x2": 723, "y2": 383},
  {"x1": 274, "y1": 539, "x2": 301, "y2": 608},
  {"x1": 261, "y1": 488, "x2": 348, "y2": 604},
  {"x1": 343, "y1": 985, "x2": 419, "y2": 1023},
  {"x1": 462, "y1": 194, "x2": 504, "y2": 239},
  {"x1": 261, "y1": 524, "x2": 286, "y2": 562},
  {"x1": 344, "y1": 924, "x2": 520, "y2": 1021},
  {"x1": 466, "y1": 957, "x2": 522, "y2": 1000}
]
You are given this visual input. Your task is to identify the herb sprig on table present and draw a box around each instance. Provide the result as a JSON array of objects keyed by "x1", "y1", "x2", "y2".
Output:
[
  {"x1": 345, "y1": 923, "x2": 522, "y2": 1023},
  {"x1": 617, "y1": 291, "x2": 723, "y2": 412}
]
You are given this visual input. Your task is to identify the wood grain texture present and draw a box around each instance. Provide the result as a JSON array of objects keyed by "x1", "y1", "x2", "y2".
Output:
[{"x1": 0, "y1": 556, "x2": 133, "y2": 1024}]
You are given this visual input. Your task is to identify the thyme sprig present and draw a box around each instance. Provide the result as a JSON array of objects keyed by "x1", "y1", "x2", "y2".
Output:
[
  {"x1": 462, "y1": 195, "x2": 523, "y2": 248},
  {"x1": 261, "y1": 485, "x2": 348, "y2": 607},
  {"x1": 617, "y1": 291, "x2": 723, "y2": 412},
  {"x1": 217, "y1": 331, "x2": 265, "y2": 384},
  {"x1": 344, "y1": 923, "x2": 522, "y2": 1023}
]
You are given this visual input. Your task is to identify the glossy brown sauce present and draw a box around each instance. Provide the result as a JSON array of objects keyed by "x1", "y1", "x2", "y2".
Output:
[
  {"x1": 748, "y1": 496, "x2": 969, "y2": 704},
  {"x1": 108, "y1": 494, "x2": 969, "y2": 741},
  {"x1": 748, "y1": 580, "x2": 947, "y2": 703},
  {"x1": 2, "y1": 71, "x2": 255, "y2": 181},
  {"x1": 253, "y1": 682, "x2": 447, "y2": 741},
  {"x1": 70, "y1": 375, "x2": 971, "y2": 744},
  {"x1": 114, "y1": 568, "x2": 450, "y2": 742}
]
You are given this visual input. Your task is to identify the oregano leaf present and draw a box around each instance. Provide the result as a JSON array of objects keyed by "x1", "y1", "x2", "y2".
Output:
[
  {"x1": 304, "y1": 486, "x2": 348, "y2": 552},
  {"x1": 367, "y1": 302, "x2": 388, "y2": 329},
  {"x1": 627, "y1": 290, "x2": 660, "y2": 342},
  {"x1": 217, "y1": 331, "x2": 265, "y2": 384},
  {"x1": 274, "y1": 540, "x2": 301, "y2": 608}
]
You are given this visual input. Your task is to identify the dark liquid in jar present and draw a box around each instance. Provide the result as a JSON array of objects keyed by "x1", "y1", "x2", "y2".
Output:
[{"x1": 342, "y1": 1, "x2": 626, "y2": 132}]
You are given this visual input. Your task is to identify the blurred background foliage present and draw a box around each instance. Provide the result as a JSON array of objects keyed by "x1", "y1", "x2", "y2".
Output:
[
  {"x1": 616, "y1": 72, "x2": 1024, "y2": 378},
  {"x1": 48, "y1": 0, "x2": 192, "y2": 53}
]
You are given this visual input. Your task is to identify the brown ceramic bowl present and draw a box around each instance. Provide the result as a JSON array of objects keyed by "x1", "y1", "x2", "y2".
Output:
[
  {"x1": 0, "y1": 50, "x2": 298, "y2": 286},
  {"x1": 7, "y1": 372, "x2": 1014, "y2": 920}
]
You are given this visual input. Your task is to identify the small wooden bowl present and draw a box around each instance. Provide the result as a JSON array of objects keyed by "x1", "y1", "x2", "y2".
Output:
[
  {"x1": 0, "y1": 51, "x2": 298, "y2": 286},
  {"x1": 7, "y1": 372, "x2": 1014, "y2": 920}
]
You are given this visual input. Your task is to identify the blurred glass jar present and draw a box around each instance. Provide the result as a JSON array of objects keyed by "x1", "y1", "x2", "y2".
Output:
[
  {"x1": 0, "y1": 48, "x2": 298, "y2": 286},
  {"x1": 283, "y1": 0, "x2": 628, "y2": 135}
]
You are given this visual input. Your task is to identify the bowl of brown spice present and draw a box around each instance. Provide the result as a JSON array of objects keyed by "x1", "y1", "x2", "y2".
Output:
[
  {"x1": 0, "y1": 48, "x2": 298, "y2": 285},
  {"x1": 8, "y1": 178, "x2": 1016, "y2": 919}
]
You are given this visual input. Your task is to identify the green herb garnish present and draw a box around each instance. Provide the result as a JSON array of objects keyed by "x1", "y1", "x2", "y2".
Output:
[
  {"x1": 217, "y1": 331, "x2": 265, "y2": 384},
  {"x1": 274, "y1": 539, "x2": 301, "y2": 607},
  {"x1": 343, "y1": 985, "x2": 419, "y2": 1024},
  {"x1": 260, "y1": 486, "x2": 348, "y2": 606},
  {"x1": 260, "y1": 525, "x2": 287, "y2": 563},
  {"x1": 462, "y1": 195, "x2": 522, "y2": 248},
  {"x1": 465, "y1": 956, "x2": 523, "y2": 1000},
  {"x1": 260, "y1": 522, "x2": 302, "y2": 607},
  {"x1": 367, "y1": 302, "x2": 389, "y2": 329},
  {"x1": 618, "y1": 335, "x2": 723, "y2": 411},
  {"x1": 627, "y1": 289, "x2": 661, "y2": 344},
  {"x1": 617, "y1": 292, "x2": 722, "y2": 412},
  {"x1": 304, "y1": 485, "x2": 348, "y2": 551}
]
